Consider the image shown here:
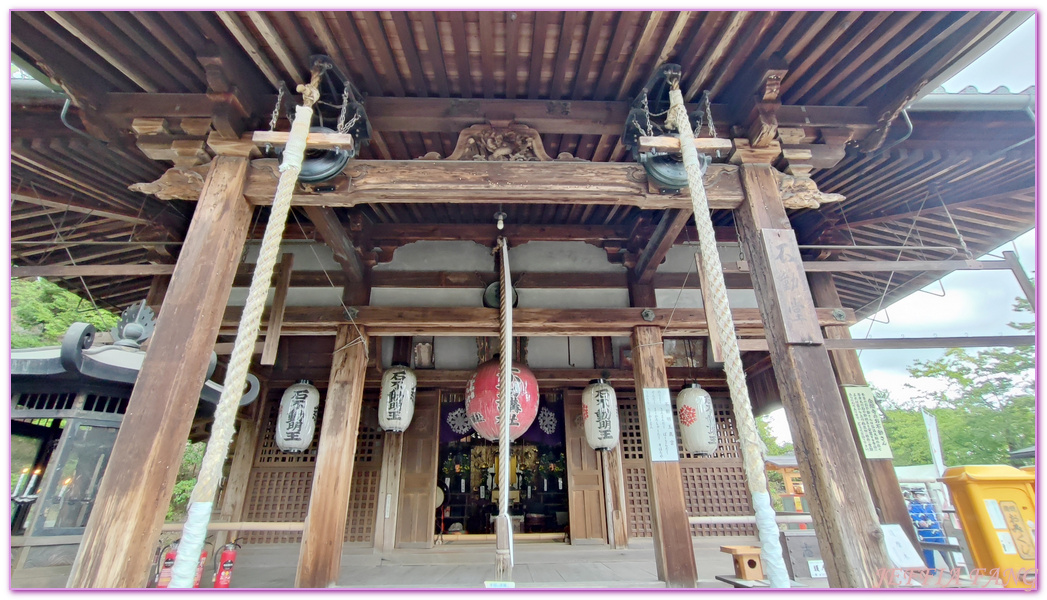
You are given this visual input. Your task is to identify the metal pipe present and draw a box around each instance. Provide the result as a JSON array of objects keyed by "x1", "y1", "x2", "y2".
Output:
[
  {"x1": 60, "y1": 98, "x2": 105, "y2": 144},
  {"x1": 908, "y1": 91, "x2": 1035, "y2": 112}
]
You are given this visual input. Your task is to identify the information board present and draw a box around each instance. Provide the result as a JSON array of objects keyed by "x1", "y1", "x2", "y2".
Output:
[
  {"x1": 643, "y1": 388, "x2": 679, "y2": 462},
  {"x1": 842, "y1": 385, "x2": 893, "y2": 459}
]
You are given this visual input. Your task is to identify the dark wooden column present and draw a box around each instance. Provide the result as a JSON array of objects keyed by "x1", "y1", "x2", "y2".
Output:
[
  {"x1": 630, "y1": 326, "x2": 698, "y2": 588},
  {"x1": 808, "y1": 272, "x2": 920, "y2": 550},
  {"x1": 295, "y1": 324, "x2": 369, "y2": 588},
  {"x1": 67, "y1": 156, "x2": 254, "y2": 588},
  {"x1": 734, "y1": 161, "x2": 890, "y2": 588}
]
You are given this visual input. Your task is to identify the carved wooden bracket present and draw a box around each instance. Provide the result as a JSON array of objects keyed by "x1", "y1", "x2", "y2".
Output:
[{"x1": 776, "y1": 171, "x2": 845, "y2": 209}]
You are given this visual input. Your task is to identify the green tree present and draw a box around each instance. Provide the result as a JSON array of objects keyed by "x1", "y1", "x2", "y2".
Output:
[
  {"x1": 166, "y1": 441, "x2": 205, "y2": 522},
  {"x1": 757, "y1": 413, "x2": 793, "y2": 512},
  {"x1": 11, "y1": 278, "x2": 119, "y2": 348},
  {"x1": 880, "y1": 297, "x2": 1034, "y2": 467}
]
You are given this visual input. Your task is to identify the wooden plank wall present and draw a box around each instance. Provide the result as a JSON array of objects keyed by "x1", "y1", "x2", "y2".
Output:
[
  {"x1": 394, "y1": 391, "x2": 440, "y2": 548},
  {"x1": 563, "y1": 390, "x2": 607, "y2": 543}
]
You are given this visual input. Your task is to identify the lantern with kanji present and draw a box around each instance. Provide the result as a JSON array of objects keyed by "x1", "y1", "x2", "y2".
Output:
[
  {"x1": 677, "y1": 383, "x2": 718, "y2": 455},
  {"x1": 276, "y1": 380, "x2": 320, "y2": 452},
  {"x1": 582, "y1": 379, "x2": 619, "y2": 450},
  {"x1": 379, "y1": 364, "x2": 417, "y2": 431},
  {"x1": 464, "y1": 358, "x2": 539, "y2": 441}
]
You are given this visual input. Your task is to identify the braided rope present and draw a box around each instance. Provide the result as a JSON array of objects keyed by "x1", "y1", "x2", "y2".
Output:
[
  {"x1": 495, "y1": 237, "x2": 513, "y2": 579},
  {"x1": 666, "y1": 86, "x2": 789, "y2": 588},
  {"x1": 169, "y1": 71, "x2": 324, "y2": 588}
]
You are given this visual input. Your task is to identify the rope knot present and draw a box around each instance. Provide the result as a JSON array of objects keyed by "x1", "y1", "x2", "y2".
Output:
[{"x1": 297, "y1": 83, "x2": 321, "y2": 108}]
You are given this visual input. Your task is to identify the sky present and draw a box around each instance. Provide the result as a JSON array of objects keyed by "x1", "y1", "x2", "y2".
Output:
[{"x1": 766, "y1": 17, "x2": 1038, "y2": 442}]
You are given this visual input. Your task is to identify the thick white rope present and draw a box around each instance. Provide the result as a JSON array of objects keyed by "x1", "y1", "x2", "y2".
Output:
[
  {"x1": 495, "y1": 237, "x2": 513, "y2": 579},
  {"x1": 666, "y1": 86, "x2": 790, "y2": 588},
  {"x1": 169, "y1": 76, "x2": 322, "y2": 588}
]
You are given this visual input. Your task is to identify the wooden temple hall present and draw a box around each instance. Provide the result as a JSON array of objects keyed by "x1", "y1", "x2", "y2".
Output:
[{"x1": 8, "y1": 10, "x2": 1036, "y2": 589}]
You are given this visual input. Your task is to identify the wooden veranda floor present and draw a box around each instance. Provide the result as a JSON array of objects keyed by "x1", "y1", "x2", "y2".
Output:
[{"x1": 15, "y1": 535, "x2": 989, "y2": 589}]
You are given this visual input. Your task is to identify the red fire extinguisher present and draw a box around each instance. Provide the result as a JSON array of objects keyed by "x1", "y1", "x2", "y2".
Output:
[
  {"x1": 154, "y1": 540, "x2": 209, "y2": 588},
  {"x1": 212, "y1": 540, "x2": 242, "y2": 588}
]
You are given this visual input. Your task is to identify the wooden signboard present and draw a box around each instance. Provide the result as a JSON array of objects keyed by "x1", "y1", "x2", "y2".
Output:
[{"x1": 842, "y1": 386, "x2": 893, "y2": 460}]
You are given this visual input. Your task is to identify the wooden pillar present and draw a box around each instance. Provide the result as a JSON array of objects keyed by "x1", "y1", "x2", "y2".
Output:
[
  {"x1": 67, "y1": 156, "x2": 254, "y2": 588},
  {"x1": 145, "y1": 275, "x2": 171, "y2": 314},
  {"x1": 213, "y1": 396, "x2": 264, "y2": 550},
  {"x1": 631, "y1": 326, "x2": 698, "y2": 588},
  {"x1": 808, "y1": 272, "x2": 921, "y2": 550},
  {"x1": 295, "y1": 325, "x2": 369, "y2": 588},
  {"x1": 734, "y1": 160, "x2": 890, "y2": 588},
  {"x1": 602, "y1": 443, "x2": 629, "y2": 549},
  {"x1": 373, "y1": 432, "x2": 404, "y2": 553}
]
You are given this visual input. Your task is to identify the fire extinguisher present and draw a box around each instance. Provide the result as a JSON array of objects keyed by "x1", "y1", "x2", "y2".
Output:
[
  {"x1": 154, "y1": 539, "x2": 211, "y2": 588},
  {"x1": 212, "y1": 539, "x2": 243, "y2": 588}
]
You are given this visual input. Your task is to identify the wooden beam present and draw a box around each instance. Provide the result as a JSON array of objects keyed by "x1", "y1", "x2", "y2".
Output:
[
  {"x1": 213, "y1": 404, "x2": 263, "y2": 550},
  {"x1": 638, "y1": 135, "x2": 735, "y2": 154},
  {"x1": 218, "y1": 306, "x2": 855, "y2": 338},
  {"x1": 11, "y1": 190, "x2": 163, "y2": 227},
  {"x1": 840, "y1": 185, "x2": 1036, "y2": 229},
  {"x1": 296, "y1": 325, "x2": 368, "y2": 588},
  {"x1": 98, "y1": 93, "x2": 879, "y2": 138},
  {"x1": 137, "y1": 159, "x2": 746, "y2": 211},
  {"x1": 45, "y1": 11, "x2": 160, "y2": 92},
  {"x1": 251, "y1": 130, "x2": 356, "y2": 151},
  {"x1": 634, "y1": 209, "x2": 692, "y2": 284},
  {"x1": 215, "y1": 11, "x2": 282, "y2": 88},
  {"x1": 809, "y1": 272, "x2": 921, "y2": 554},
  {"x1": 301, "y1": 206, "x2": 366, "y2": 282},
  {"x1": 12, "y1": 264, "x2": 176, "y2": 278},
  {"x1": 67, "y1": 156, "x2": 253, "y2": 588},
  {"x1": 631, "y1": 326, "x2": 698, "y2": 587},
  {"x1": 264, "y1": 367, "x2": 731, "y2": 391},
  {"x1": 260, "y1": 253, "x2": 294, "y2": 366},
  {"x1": 735, "y1": 162, "x2": 890, "y2": 588},
  {"x1": 823, "y1": 335, "x2": 1035, "y2": 350}
]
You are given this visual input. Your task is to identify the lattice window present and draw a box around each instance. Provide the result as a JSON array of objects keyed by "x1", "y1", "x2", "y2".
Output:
[
  {"x1": 344, "y1": 468, "x2": 380, "y2": 542},
  {"x1": 619, "y1": 401, "x2": 645, "y2": 461},
  {"x1": 619, "y1": 393, "x2": 754, "y2": 537},
  {"x1": 83, "y1": 394, "x2": 129, "y2": 414},
  {"x1": 242, "y1": 469, "x2": 315, "y2": 544},
  {"x1": 244, "y1": 395, "x2": 383, "y2": 544},
  {"x1": 624, "y1": 467, "x2": 652, "y2": 538},
  {"x1": 681, "y1": 465, "x2": 755, "y2": 536},
  {"x1": 13, "y1": 392, "x2": 77, "y2": 412}
]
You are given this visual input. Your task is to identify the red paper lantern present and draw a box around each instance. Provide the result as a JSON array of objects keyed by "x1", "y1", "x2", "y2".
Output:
[{"x1": 465, "y1": 359, "x2": 539, "y2": 441}]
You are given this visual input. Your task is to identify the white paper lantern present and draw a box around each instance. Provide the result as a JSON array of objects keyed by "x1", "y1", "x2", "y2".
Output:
[
  {"x1": 379, "y1": 364, "x2": 417, "y2": 432},
  {"x1": 677, "y1": 383, "x2": 718, "y2": 455},
  {"x1": 582, "y1": 379, "x2": 620, "y2": 450},
  {"x1": 276, "y1": 380, "x2": 320, "y2": 453}
]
